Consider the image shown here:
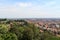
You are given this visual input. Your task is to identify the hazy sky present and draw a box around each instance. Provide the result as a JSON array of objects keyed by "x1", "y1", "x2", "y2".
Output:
[{"x1": 0, "y1": 0, "x2": 60, "y2": 18}]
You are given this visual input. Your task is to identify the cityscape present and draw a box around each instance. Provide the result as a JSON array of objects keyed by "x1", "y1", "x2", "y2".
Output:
[
  {"x1": 0, "y1": 0, "x2": 60, "y2": 40},
  {"x1": 26, "y1": 18, "x2": 60, "y2": 35}
]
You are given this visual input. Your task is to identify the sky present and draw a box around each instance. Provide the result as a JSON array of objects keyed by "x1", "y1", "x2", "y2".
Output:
[{"x1": 0, "y1": 0, "x2": 60, "y2": 18}]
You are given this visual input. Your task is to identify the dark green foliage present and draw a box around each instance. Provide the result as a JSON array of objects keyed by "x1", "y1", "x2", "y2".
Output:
[
  {"x1": 0, "y1": 34, "x2": 4, "y2": 40},
  {"x1": 0, "y1": 19, "x2": 7, "y2": 21},
  {"x1": 22, "y1": 27, "x2": 34, "y2": 40},
  {"x1": 40, "y1": 32, "x2": 60, "y2": 40},
  {"x1": 3, "y1": 33, "x2": 18, "y2": 40}
]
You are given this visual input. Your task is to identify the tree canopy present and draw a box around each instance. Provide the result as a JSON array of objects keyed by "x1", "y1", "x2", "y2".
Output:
[{"x1": 0, "y1": 20, "x2": 60, "y2": 40}]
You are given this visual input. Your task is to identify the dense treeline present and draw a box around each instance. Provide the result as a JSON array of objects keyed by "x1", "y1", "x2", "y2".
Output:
[{"x1": 0, "y1": 20, "x2": 60, "y2": 40}]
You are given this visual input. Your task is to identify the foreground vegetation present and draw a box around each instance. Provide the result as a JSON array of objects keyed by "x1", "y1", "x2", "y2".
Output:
[{"x1": 0, "y1": 19, "x2": 60, "y2": 40}]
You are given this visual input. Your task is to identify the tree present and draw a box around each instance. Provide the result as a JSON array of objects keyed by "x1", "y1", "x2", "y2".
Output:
[
  {"x1": 0, "y1": 24, "x2": 10, "y2": 33},
  {"x1": 3, "y1": 33, "x2": 18, "y2": 40},
  {"x1": 0, "y1": 34, "x2": 4, "y2": 40},
  {"x1": 22, "y1": 27, "x2": 34, "y2": 40}
]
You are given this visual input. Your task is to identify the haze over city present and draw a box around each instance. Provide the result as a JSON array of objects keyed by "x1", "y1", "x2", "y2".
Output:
[{"x1": 0, "y1": 0, "x2": 60, "y2": 18}]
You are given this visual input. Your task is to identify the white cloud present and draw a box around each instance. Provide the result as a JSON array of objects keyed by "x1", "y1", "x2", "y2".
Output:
[{"x1": 16, "y1": 2, "x2": 32, "y2": 7}]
